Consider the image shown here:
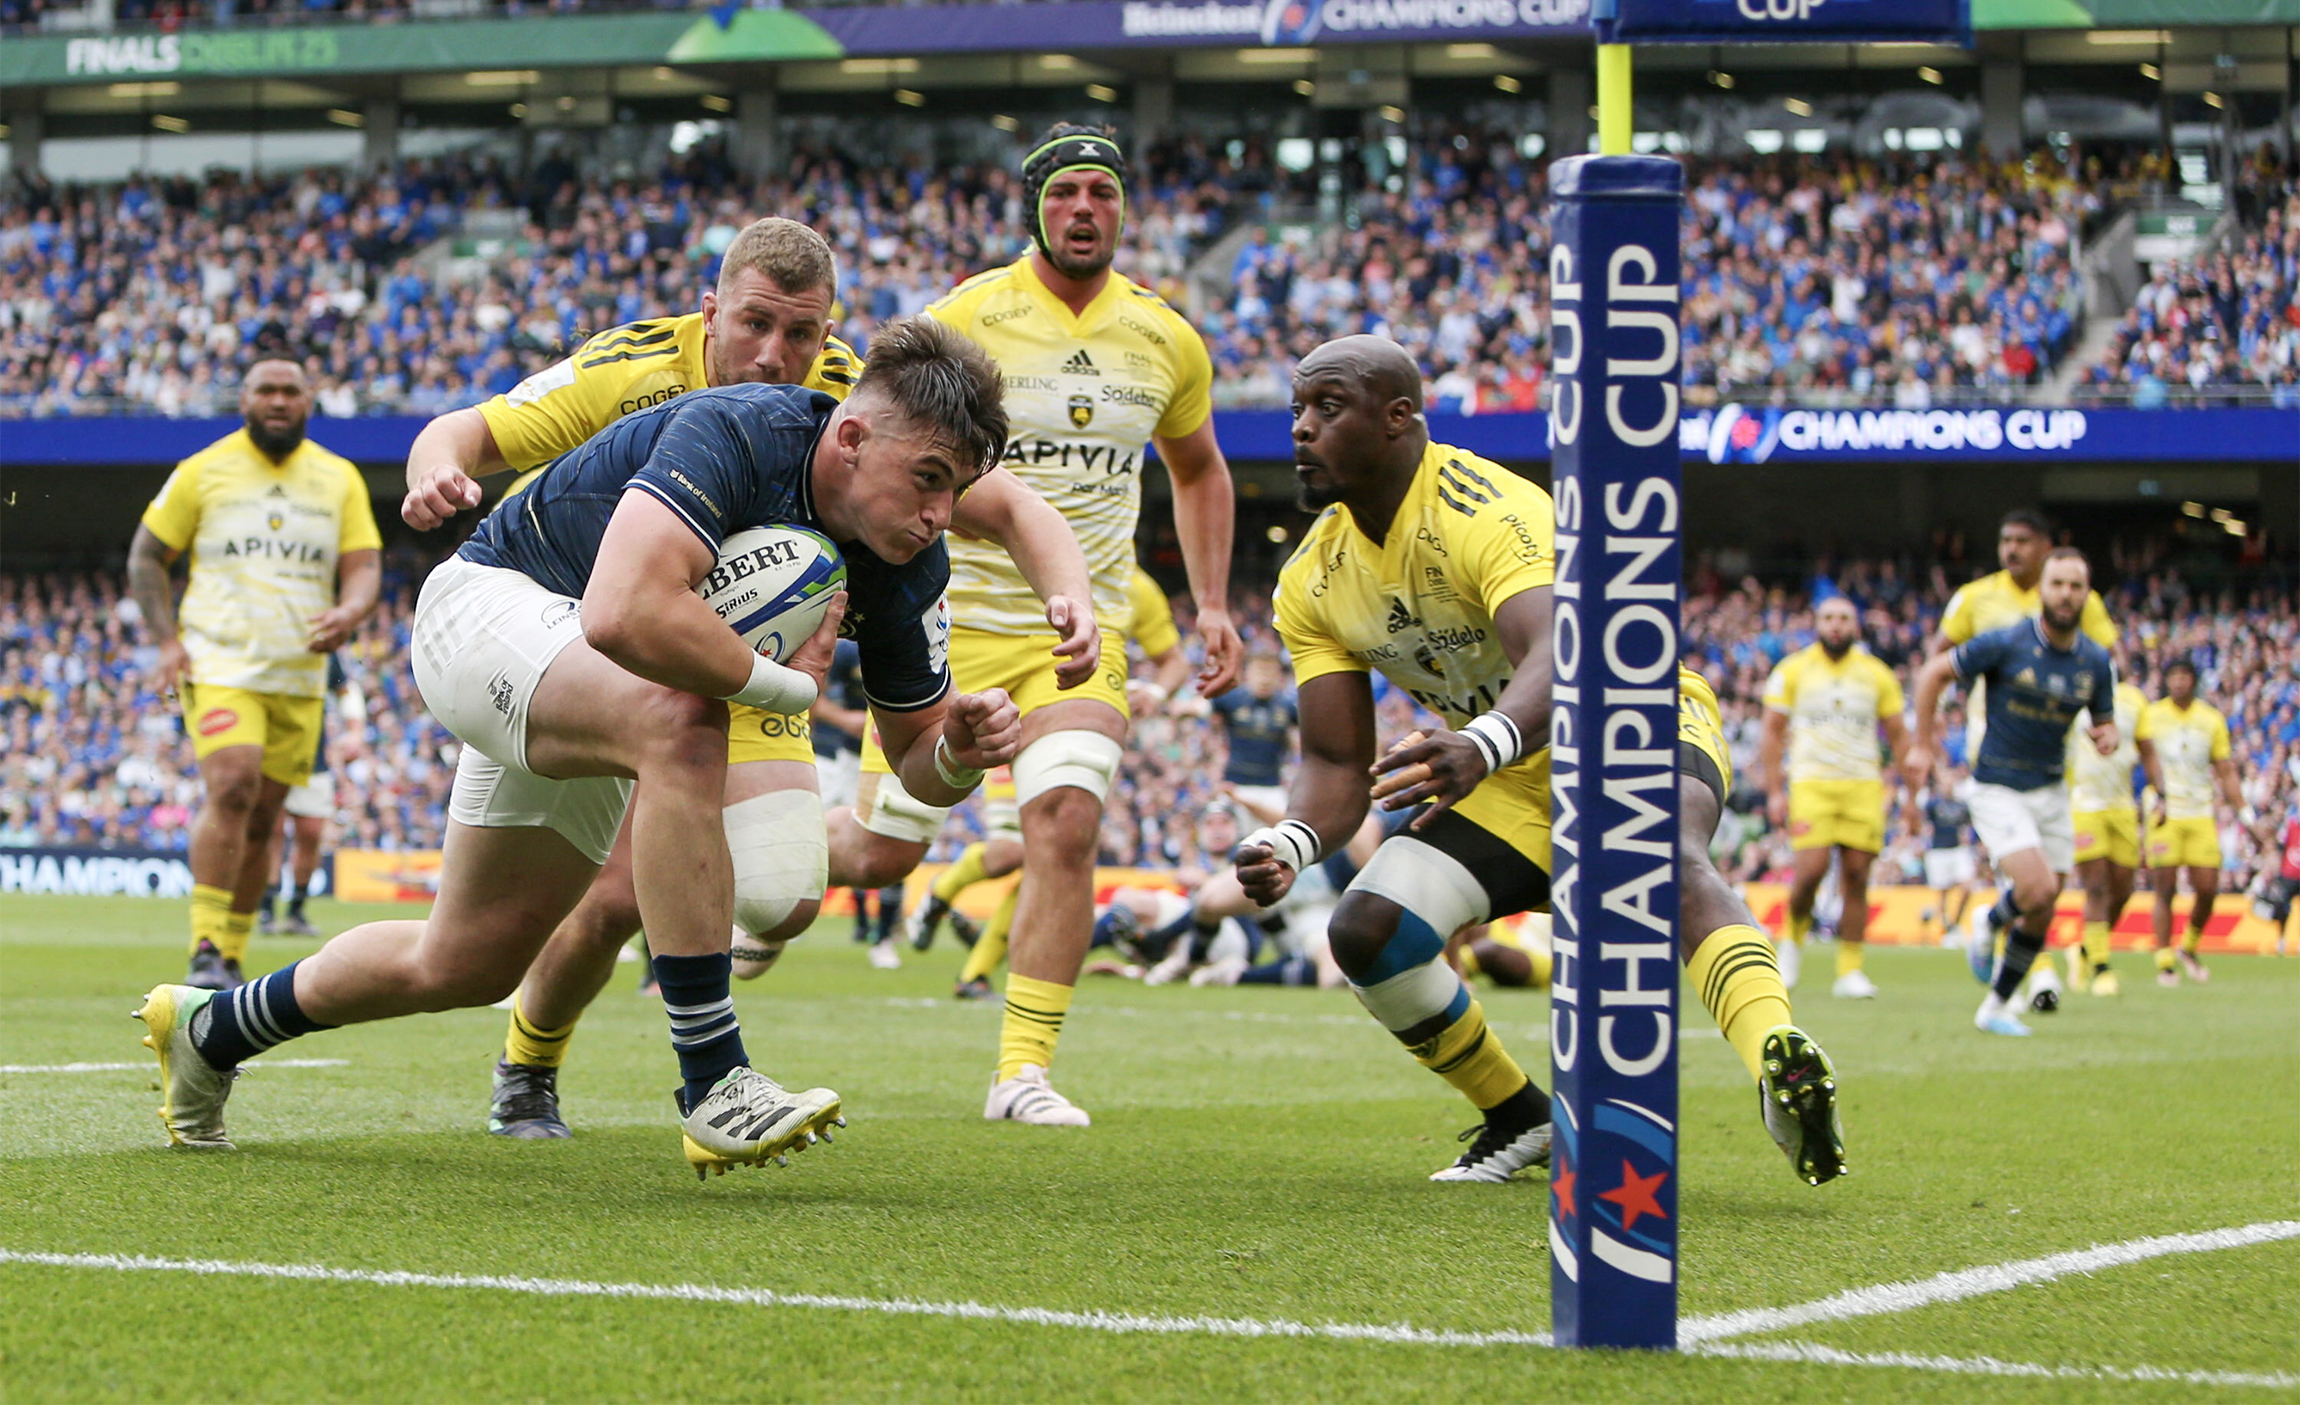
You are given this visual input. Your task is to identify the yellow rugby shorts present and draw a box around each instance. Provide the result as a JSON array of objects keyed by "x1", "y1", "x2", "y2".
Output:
[
  {"x1": 2072, "y1": 806, "x2": 2139, "y2": 868},
  {"x1": 182, "y1": 683, "x2": 324, "y2": 787}
]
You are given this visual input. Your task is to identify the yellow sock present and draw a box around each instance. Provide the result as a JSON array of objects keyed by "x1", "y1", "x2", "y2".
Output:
[
  {"x1": 934, "y1": 843, "x2": 990, "y2": 905},
  {"x1": 2182, "y1": 929, "x2": 2204, "y2": 957},
  {"x1": 1834, "y1": 940, "x2": 1865, "y2": 978},
  {"x1": 503, "y1": 996, "x2": 579, "y2": 1069},
  {"x1": 1406, "y1": 997, "x2": 1530, "y2": 1110},
  {"x1": 1786, "y1": 910, "x2": 1813, "y2": 945},
  {"x1": 2155, "y1": 945, "x2": 2178, "y2": 972},
  {"x1": 1688, "y1": 925, "x2": 1795, "y2": 1084},
  {"x1": 217, "y1": 910, "x2": 256, "y2": 963},
  {"x1": 188, "y1": 883, "x2": 232, "y2": 956},
  {"x1": 998, "y1": 973, "x2": 1073, "y2": 1080},
  {"x1": 2082, "y1": 920, "x2": 2112, "y2": 971},
  {"x1": 959, "y1": 887, "x2": 1017, "y2": 984}
]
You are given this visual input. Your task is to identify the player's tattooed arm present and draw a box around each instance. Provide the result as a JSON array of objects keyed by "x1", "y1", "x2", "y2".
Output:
[
  {"x1": 1237, "y1": 671, "x2": 1376, "y2": 907},
  {"x1": 126, "y1": 523, "x2": 186, "y2": 695},
  {"x1": 1370, "y1": 584, "x2": 1552, "y2": 828}
]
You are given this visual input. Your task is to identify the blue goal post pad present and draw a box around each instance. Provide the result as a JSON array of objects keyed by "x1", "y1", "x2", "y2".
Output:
[{"x1": 1595, "y1": 0, "x2": 1972, "y2": 47}]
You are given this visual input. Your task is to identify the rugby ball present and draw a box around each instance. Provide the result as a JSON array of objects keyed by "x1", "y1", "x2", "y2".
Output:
[{"x1": 698, "y1": 525, "x2": 846, "y2": 662}]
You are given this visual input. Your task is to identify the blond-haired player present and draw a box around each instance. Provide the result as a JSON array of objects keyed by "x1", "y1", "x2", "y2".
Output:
[
  {"x1": 2065, "y1": 666, "x2": 2146, "y2": 995},
  {"x1": 401, "y1": 218, "x2": 1096, "y2": 1139},
  {"x1": 833, "y1": 123, "x2": 1242, "y2": 1126},
  {"x1": 2137, "y1": 659, "x2": 2250, "y2": 986},
  {"x1": 128, "y1": 359, "x2": 381, "y2": 991},
  {"x1": 1239, "y1": 336, "x2": 1841, "y2": 1187},
  {"x1": 1759, "y1": 597, "x2": 1909, "y2": 999}
]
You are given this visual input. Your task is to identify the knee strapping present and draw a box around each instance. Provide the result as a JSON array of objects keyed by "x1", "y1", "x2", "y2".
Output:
[
  {"x1": 725, "y1": 791, "x2": 828, "y2": 937},
  {"x1": 859, "y1": 771, "x2": 954, "y2": 845},
  {"x1": 1013, "y1": 730, "x2": 1123, "y2": 806}
]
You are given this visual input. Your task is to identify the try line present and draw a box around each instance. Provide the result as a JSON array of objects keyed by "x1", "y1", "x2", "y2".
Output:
[{"x1": 1, "y1": 1218, "x2": 2293, "y2": 1385}]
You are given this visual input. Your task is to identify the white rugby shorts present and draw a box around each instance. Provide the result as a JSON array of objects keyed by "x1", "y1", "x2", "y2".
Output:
[
  {"x1": 412, "y1": 556, "x2": 633, "y2": 865},
  {"x1": 1968, "y1": 780, "x2": 2075, "y2": 876},
  {"x1": 1922, "y1": 846, "x2": 1976, "y2": 889}
]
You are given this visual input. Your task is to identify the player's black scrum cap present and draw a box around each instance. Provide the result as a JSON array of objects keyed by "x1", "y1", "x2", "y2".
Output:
[{"x1": 1022, "y1": 124, "x2": 1128, "y2": 253}]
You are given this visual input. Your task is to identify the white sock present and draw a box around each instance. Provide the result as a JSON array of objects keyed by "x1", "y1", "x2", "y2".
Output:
[{"x1": 1975, "y1": 993, "x2": 2009, "y2": 1027}]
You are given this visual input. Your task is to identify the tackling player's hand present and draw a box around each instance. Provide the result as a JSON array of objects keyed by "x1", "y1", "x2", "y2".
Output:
[
  {"x1": 1046, "y1": 595, "x2": 1101, "y2": 690},
  {"x1": 306, "y1": 604, "x2": 362, "y2": 654},
  {"x1": 943, "y1": 687, "x2": 1021, "y2": 770},
  {"x1": 1195, "y1": 606, "x2": 1243, "y2": 698},
  {"x1": 153, "y1": 639, "x2": 190, "y2": 698},
  {"x1": 403, "y1": 463, "x2": 482, "y2": 530},
  {"x1": 784, "y1": 593, "x2": 847, "y2": 694},
  {"x1": 1234, "y1": 841, "x2": 1296, "y2": 907},
  {"x1": 2090, "y1": 721, "x2": 2118, "y2": 757},
  {"x1": 1370, "y1": 729, "x2": 1486, "y2": 829}
]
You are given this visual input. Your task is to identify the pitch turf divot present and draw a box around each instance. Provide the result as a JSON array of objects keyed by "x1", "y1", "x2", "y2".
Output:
[
  {"x1": 0, "y1": 1059, "x2": 348, "y2": 1074},
  {"x1": 1676, "y1": 1220, "x2": 2300, "y2": 1344}
]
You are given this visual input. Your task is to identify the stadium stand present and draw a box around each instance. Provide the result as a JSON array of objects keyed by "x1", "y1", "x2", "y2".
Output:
[{"x1": 5, "y1": 550, "x2": 2291, "y2": 892}]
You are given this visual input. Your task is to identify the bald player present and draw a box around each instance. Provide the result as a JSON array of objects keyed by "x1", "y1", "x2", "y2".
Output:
[{"x1": 129, "y1": 359, "x2": 382, "y2": 991}]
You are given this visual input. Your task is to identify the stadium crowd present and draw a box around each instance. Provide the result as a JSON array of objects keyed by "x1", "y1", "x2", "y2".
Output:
[
  {"x1": 5, "y1": 547, "x2": 2292, "y2": 904},
  {"x1": 2081, "y1": 166, "x2": 2300, "y2": 406},
  {"x1": 1, "y1": 134, "x2": 2236, "y2": 417}
]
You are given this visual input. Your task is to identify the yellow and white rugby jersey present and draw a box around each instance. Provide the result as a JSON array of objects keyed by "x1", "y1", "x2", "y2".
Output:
[
  {"x1": 2137, "y1": 697, "x2": 2230, "y2": 819},
  {"x1": 1940, "y1": 568, "x2": 2117, "y2": 647},
  {"x1": 1761, "y1": 642, "x2": 1905, "y2": 783},
  {"x1": 1276, "y1": 441, "x2": 1552, "y2": 732},
  {"x1": 2067, "y1": 680, "x2": 2144, "y2": 813},
  {"x1": 1128, "y1": 564, "x2": 1180, "y2": 657},
  {"x1": 141, "y1": 429, "x2": 381, "y2": 698},
  {"x1": 928, "y1": 257, "x2": 1211, "y2": 635},
  {"x1": 478, "y1": 311, "x2": 861, "y2": 493}
]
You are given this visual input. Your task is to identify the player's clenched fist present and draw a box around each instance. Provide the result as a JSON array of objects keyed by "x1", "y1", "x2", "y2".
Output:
[
  {"x1": 402, "y1": 463, "x2": 483, "y2": 529},
  {"x1": 1233, "y1": 840, "x2": 1296, "y2": 908},
  {"x1": 943, "y1": 687, "x2": 1021, "y2": 771}
]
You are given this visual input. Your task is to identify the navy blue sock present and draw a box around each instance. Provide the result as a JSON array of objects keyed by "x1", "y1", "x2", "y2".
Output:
[
  {"x1": 1238, "y1": 955, "x2": 1316, "y2": 986},
  {"x1": 1145, "y1": 908, "x2": 1197, "y2": 960},
  {"x1": 1990, "y1": 887, "x2": 2020, "y2": 931},
  {"x1": 189, "y1": 961, "x2": 334, "y2": 1069},
  {"x1": 653, "y1": 952, "x2": 749, "y2": 1109},
  {"x1": 1992, "y1": 923, "x2": 2048, "y2": 1001},
  {"x1": 850, "y1": 889, "x2": 873, "y2": 942},
  {"x1": 1090, "y1": 910, "x2": 1122, "y2": 950},
  {"x1": 875, "y1": 885, "x2": 903, "y2": 942}
]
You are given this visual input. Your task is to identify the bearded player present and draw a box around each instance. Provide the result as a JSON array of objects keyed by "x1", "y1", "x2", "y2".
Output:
[
  {"x1": 402, "y1": 218, "x2": 1097, "y2": 1139},
  {"x1": 831, "y1": 123, "x2": 1242, "y2": 1126},
  {"x1": 1237, "y1": 336, "x2": 1842, "y2": 1187}
]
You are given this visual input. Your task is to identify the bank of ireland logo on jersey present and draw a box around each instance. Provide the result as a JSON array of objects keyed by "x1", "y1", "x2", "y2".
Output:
[{"x1": 1547, "y1": 153, "x2": 1685, "y2": 1352}]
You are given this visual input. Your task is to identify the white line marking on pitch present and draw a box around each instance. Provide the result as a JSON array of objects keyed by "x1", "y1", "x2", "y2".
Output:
[
  {"x1": 1695, "y1": 1341, "x2": 2299, "y2": 1390},
  {"x1": 1678, "y1": 1220, "x2": 2300, "y2": 1344},
  {"x1": 0, "y1": 1250, "x2": 1554, "y2": 1348},
  {"x1": 0, "y1": 1059, "x2": 347, "y2": 1074},
  {"x1": 2, "y1": 1220, "x2": 2293, "y2": 1388}
]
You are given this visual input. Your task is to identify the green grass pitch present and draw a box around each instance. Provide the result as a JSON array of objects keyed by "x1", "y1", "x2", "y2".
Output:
[{"x1": 2, "y1": 893, "x2": 2295, "y2": 1403}]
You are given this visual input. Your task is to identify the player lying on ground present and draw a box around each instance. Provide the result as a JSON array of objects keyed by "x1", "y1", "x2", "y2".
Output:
[
  {"x1": 1234, "y1": 334, "x2": 1844, "y2": 1186},
  {"x1": 133, "y1": 317, "x2": 1019, "y2": 1178},
  {"x1": 399, "y1": 220, "x2": 1097, "y2": 1139},
  {"x1": 1909, "y1": 547, "x2": 2117, "y2": 1038}
]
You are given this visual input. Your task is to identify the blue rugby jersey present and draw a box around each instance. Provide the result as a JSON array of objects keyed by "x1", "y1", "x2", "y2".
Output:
[
  {"x1": 1211, "y1": 687, "x2": 1298, "y2": 788},
  {"x1": 461, "y1": 383, "x2": 950, "y2": 713},
  {"x1": 1951, "y1": 618, "x2": 2117, "y2": 792}
]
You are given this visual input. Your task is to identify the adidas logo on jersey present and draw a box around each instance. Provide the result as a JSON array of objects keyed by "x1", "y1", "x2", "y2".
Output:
[
  {"x1": 1063, "y1": 349, "x2": 1101, "y2": 376},
  {"x1": 266, "y1": 485, "x2": 289, "y2": 498},
  {"x1": 1386, "y1": 598, "x2": 1421, "y2": 634}
]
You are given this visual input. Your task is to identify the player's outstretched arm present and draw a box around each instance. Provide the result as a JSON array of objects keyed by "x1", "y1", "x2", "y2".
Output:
[
  {"x1": 126, "y1": 523, "x2": 187, "y2": 695},
  {"x1": 585, "y1": 489, "x2": 837, "y2": 708},
  {"x1": 950, "y1": 468, "x2": 1100, "y2": 688},
  {"x1": 1236, "y1": 672, "x2": 1375, "y2": 907},
  {"x1": 402, "y1": 408, "x2": 511, "y2": 529},
  {"x1": 1155, "y1": 420, "x2": 1241, "y2": 698},
  {"x1": 1370, "y1": 585, "x2": 1552, "y2": 827}
]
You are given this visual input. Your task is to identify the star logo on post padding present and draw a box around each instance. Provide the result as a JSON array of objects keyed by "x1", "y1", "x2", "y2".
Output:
[
  {"x1": 1597, "y1": 1161, "x2": 1669, "y2": 1233},
  {"x1": 1552, "y1": 1154, "x2": 1577, "y2": 1218}
]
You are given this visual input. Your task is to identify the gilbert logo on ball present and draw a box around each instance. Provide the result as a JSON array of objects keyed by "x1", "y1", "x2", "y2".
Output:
[{"x1": 698, "y1": 525, "x2": 847, "y2": 662}]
